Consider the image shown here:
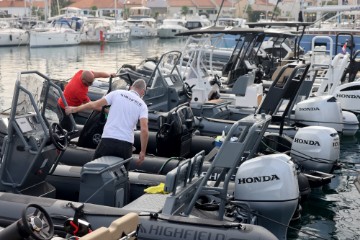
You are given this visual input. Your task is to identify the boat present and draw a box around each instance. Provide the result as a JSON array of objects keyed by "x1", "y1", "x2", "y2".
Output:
[
  {"x1": 157, "y1": 18, "x2": 188, "y2": 38},
  {"x1": 79, "y1": 18, "x2": 112, "y2": 44},
  {"x1": 302, "y1": 4, "x2": 360, "y2": 52},
  {"x1": 309, "y1": 35, "x2": 360, "y2": 119},
  {"x1": 29, "y1": 19, "x2": 81, "y2": 48},
  {"x1": 0, "y1": 70, "x2": 294, "y2": 239},
  {"x1": 126, "y1": 7, "x2": 157, "y2": 38},
  {"x1": 104, "y1": 20, "x2": 131, "y2": 43},
  {"x1": 185, "y1": 15, "x2": 212, "y2": 30},
  {"x1": 0, "y1": 20, "x2": 29, "y2": 46},
  {"x1": 217, "y1": 17, "x2": 248, "y2": 28}
]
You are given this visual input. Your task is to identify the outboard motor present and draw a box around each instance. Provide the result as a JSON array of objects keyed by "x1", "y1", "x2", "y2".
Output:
[
  {"x1": 291, "y1": 126, "x2": 340, "y2": 173},
  {"x1": 294, "y1": 96, "x2": 343, "y2": 132},
  {"x1": 234, "y1": 154, "x2": 299, "y2": 240}
]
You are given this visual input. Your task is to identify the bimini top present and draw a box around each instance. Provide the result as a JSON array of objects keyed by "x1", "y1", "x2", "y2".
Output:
[
  {"x1": 175, "y1": 25, "x2": 296, "y2": 38},
  {"x1": 246, "y1": 21, "x2": 314, "y2": 28}
]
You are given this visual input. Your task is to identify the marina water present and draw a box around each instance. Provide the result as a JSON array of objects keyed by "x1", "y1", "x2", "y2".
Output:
[{"x1": 0, "y1": 38, "x2": 359, "y2": 240}]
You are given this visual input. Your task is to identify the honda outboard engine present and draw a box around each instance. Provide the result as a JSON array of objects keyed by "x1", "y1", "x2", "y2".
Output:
[
  {"x1": 294, "y1": 96, "x2": 343, "y2": 132},
  {"x1": 291, "y1": 126, "x2": 340, "y2": 173},
  {"x1": 234, "y1": 154, "x2": 299, "y2": 240},
  {"x1": 334, "y1": 82, "x2": 360, "y2": 115}
]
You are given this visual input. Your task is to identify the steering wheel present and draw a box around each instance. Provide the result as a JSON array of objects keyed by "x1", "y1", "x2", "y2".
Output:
[
  {"x1": 21, "y1": 204, "x2": 54, "y2": 240},
  {"x1": 49, "y1": 122, "x2": 68, "y2": 151},
  {"x1": 183, "y1": 82, "x2": 194, "y2": 99}
]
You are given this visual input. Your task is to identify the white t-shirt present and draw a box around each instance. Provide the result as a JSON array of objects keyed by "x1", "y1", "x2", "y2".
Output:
[{"x1": 103, "y1": 90, "x2": 148, "y2": 143}]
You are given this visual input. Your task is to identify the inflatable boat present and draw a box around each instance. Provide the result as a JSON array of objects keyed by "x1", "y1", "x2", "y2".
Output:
[{"x1": 0, "y1": 70, "x2": 328, "y2": 239}]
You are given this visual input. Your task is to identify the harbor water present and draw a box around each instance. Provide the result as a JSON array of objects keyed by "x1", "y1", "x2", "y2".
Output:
[{"x1": 0, "y1": 38, "x2": 359, "y2": 240}]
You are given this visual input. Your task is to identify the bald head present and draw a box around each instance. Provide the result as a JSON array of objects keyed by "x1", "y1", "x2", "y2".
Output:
[
  {"x1": 82, "y1": 70, "x2": 95, "y2": 86},
  {"x1": 131, "y1": 79, "x2": 147, "y2": 98}
]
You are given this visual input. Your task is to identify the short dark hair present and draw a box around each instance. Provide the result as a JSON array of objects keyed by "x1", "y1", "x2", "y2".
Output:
[{"x1": 132, "y1": 79, "x2": 146, "y2": 90}]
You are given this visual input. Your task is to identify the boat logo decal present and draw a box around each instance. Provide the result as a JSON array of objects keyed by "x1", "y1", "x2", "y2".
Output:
[
  {"x1": 298, "y1": 107, "x2": 320, "y2": 111},
  {"x1": 138, "y1": 224, "x2": 227, "y2": 239},
  {"x1": 336, "y1": 93, "x2": 360, "y2": 99},
  {"x1": 237, "y1": 175, "x2": 280, "y2": 184},
  {"x1": 294, "y1": 138, "x2": 321, "y2": 146}
]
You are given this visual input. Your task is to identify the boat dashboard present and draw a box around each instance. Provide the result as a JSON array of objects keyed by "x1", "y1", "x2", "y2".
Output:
[{"x1": 13, "y1": 113, "x2": 47, "y2": 150}]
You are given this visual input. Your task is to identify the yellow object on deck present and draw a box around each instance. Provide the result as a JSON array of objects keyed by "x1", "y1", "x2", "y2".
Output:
[{"x1": 144, "y1": 183, "x2": 168, "y2": 194}]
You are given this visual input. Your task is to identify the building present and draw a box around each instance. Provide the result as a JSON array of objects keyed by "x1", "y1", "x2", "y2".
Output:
[{"x1": 0, "y1": 0, "x2": 44, "y2": 18}]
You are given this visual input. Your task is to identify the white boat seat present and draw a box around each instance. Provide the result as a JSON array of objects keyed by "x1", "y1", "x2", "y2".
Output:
[{"x1": 79, "y1": 212, "x2": 139, "y2": 240}]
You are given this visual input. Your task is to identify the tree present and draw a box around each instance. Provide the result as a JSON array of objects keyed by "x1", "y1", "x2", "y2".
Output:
[
  {"x1": 181, "y1": 6, "x2": 189, "y2": 16},
  {"x1": 246, "y1": 5, "x2": 262, "y2": 22},
  {"x1": 90, "y1": 6, "x2": 98, "y2": 16},
  {"x1": 273, "y1": 6, "x2": 281, "y2": 18}
]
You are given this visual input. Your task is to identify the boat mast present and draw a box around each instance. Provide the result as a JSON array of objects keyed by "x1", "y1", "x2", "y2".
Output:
[{"x1": 115, "y1": 0, "x2": 117, "y2": 25}]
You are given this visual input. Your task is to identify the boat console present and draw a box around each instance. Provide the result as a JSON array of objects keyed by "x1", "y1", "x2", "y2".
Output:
[{"x1": 0, "y1": 71, "x2": 70, "y2": 197}]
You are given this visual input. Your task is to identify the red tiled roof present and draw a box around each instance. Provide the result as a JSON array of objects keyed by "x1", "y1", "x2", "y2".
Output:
[
  {"x1": 193, "y1": 0, "x2": 216, "y2": 8},
  {"x1": 0, "y1": 0, "x2": 44, "y2": 8},
  {"x1": 167, "y1": 0, "x2": 195, "y2": 7},
  {"x1": 256, "y1": 0, "x2": 275, "y2": 6},
  {"x1": 69, "y1": 0, "x2": 127, "y2": 9},
  {"x1": 213, "y1": 0, "x2": 233, "y2": 7}
]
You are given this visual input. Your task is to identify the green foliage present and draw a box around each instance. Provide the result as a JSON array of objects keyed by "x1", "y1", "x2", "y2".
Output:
[
  {"x1": 273, "y1": 6, "x2": 281, "y2": 17},
  {"x1": 246, "y1": 6, "x2": 263, "y2": 22},
  {"x1": 181, "y1": 6, "x2": 189, "y2": 16},
  {"x1": 91, "y1": 6, "x2": 98, "y2": 11}
]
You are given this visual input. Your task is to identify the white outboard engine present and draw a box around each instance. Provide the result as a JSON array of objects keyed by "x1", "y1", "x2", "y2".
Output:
[
  {"x1": 334, "y1": 81, "x2": 360, "y2": 115},
  {"x1": 341, "y1": 110, "x2": 359, "y2": 136},
  {"x1": 291, "y1": 126, "x2": 340, "y2": 173},
  {"x1": 294, "y1": 95, "x2": 343, "y2": 132},
  {"x1": 234, "y1": 154, "x2": 299, "y2": 240},
  {"x1": 295, "y1": 95, "x2": 359, "y2": 136}
]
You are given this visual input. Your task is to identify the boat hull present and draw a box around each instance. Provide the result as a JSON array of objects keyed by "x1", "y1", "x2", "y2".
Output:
[
  {"x1": 29, "y1": 30, "x2": 81, "y2": 48},
  {"x1": 0, "y1": 192, "x2": 277, "y2": 240},
  {"x1": 0, "y1": 29, "x2": 29, "y2": 46}
]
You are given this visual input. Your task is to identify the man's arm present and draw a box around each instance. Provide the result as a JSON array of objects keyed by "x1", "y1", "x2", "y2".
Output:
[
  {"x1": 93, "y1": 72, "x2": 116, "y2": 78},
  {"x1": 137, "y1": 118, "x2": 149, "y2": 165},
  {"x1": 65, "y1": 98, "x2": 108, "y2": 115}
]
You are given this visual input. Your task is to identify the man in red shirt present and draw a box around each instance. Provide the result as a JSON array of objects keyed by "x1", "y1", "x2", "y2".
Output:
[{"x1": 58, "y1": 70, "x2": 115, "y2": 131}]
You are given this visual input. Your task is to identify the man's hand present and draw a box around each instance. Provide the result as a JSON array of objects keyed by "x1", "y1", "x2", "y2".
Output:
[
  {"x1": 136, "y1": 151, "x2": 146, "y2": 165},
  {"x1": 65, "y1": 106, "x2": 76, "y2": 115}
]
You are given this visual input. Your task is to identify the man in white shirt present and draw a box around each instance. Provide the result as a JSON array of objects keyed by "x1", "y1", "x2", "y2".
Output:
[{"x1": 65, "y1": 79, "x2": 149, "y2": 166}]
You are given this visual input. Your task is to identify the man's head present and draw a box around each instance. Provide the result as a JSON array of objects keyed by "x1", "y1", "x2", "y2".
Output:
[
  {"x1": 131, "y1": 79, "x2": 147, "y2": 98},
  {"x1": 81, "y1": 70, "x2": 95, "y2": 86}
]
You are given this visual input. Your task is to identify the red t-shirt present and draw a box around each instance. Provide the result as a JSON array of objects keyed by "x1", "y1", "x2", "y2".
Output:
[{"x1": 58, "y1": 70, "x2": 91, "y2": 109}]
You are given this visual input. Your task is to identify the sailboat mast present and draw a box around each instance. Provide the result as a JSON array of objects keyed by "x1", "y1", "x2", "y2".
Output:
[{"x1": 115, "y1": 0, "x2": 117, "y2": 24}]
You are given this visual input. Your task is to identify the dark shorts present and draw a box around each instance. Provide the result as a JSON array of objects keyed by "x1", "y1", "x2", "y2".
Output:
[{"x1": 93, "y1": 138, "x2": 133, "y2": 169}]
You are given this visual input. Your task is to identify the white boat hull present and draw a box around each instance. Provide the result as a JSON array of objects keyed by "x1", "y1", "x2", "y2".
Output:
[
  {"x1": 29, "y1": 30, "x2": 81, "y2": 48},
  {"x1": 157, "y1": 28, "x2": 186, "y2": 38},
  {"x1": 130, "y1": 26, "x2": 157, "y2": 38},
  {"x1": 105, "y1": 29, "x2": 130, "y2": 43},
  {"x1": 0, "y1": 29, "x2": 29, "y2": 46}
]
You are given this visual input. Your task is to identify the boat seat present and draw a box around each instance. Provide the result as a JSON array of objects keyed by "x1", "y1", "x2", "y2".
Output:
[
  {"x1": 271, "y1": 65, "x2": 294, "y2": 87},
  {"x1": 122, "y1": 193, "x2": 169, "y2": 213},
  {"x1": 205, "y1": 99, "x2": 229, "y2": 105},
  {"x1": 80, "y1": 212, "x2": 139, "y2": 240},
  {"x1": 123, "y1": 151, "x2": 205, "y2": 215}
]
